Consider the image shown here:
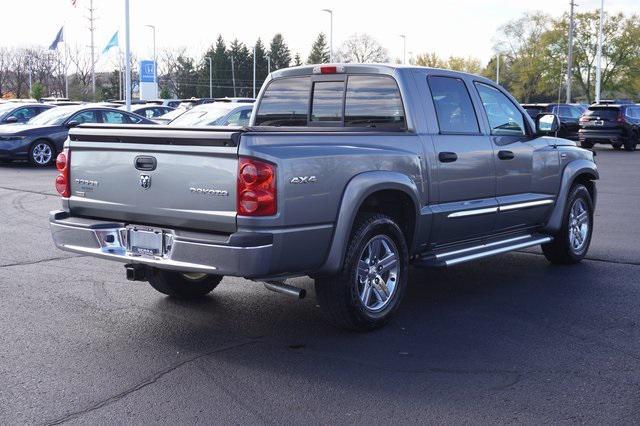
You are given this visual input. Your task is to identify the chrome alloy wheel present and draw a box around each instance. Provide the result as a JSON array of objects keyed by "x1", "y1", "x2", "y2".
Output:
[
  {"x1": 568, "y1": 198, "x2": 589, "y2": 252},
  {"x1": 356, "y1": 235, "x2": 399, "y2": 312},
  {"x1": 32, "y1": 143, "x2": 52, "y2": 165}
]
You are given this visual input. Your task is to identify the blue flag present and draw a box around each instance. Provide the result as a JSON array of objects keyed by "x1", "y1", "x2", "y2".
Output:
[
  {"x1": 49, "y1": 27, "x2": 64, "y2": 50},
  {"x1": 102, "y1": 31, "x2": 119, "y2": 55}
]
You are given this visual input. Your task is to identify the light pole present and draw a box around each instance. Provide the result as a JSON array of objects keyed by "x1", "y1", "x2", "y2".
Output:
[
  {"x1": 205, "y1": 56, "x2": 212, "y2": 98},
  {"x1": 321, "y1": 9, "x2": 333, "y2": 62},
  {"x1": 124, "y1": 0, "x2": 131, "y2": 111},
  {"x1": 399, "y1": 34, "x2": 406, "y2": 64},
  {"x1": 145, "y1": 24, "x2": 157, "y2": 96},
  {"x1": 253, "y1": 46, "x2": 256, "y2": 98},
  {"x1": 594, "y1": 0, "x2": 604, "y2": 103},
  {"x1": 565, "y1": 0, "x2": 576, "y2": 103}
]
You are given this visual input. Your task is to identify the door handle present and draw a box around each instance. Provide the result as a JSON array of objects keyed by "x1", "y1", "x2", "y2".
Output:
[
  {"x1": 497, "y1": 150, "x2": 515, "y2": 160},
  {"x1": 438, "y1": 152, "x2": 458, "y2": 163},
  {"x1": 134, "y1": 155, "x2": 157, "y2": 171}
]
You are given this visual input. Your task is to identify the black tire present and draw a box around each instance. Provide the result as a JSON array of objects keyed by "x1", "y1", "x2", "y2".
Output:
[
  {"x1": 542, "y1": 184, "x2": 593, "y2": 264},
  {"x1": 315, "y1": 213, "x2": 409, "y2": 331},
  {"x1": 146, "y1": 268, "x2": 223, "y2": 298},
  {"x1": 28, "y1": 139, "x2": 55, "y2": 167},
  {"x1": 580, "y1": 140, "x2": 594, "y2": 149},
  {"x1": 623, "y1": 133, "x2": 638, "y2": 152},
  {"x1": 612, "y1": 144, "x2": 622, "y2": 151}
]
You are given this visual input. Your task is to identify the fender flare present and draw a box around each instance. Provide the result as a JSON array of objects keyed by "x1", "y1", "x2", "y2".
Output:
[
  {"x1": 544, "y1": 159, "x2": 599, "y2": 233},
  {"x1": 316, "y1": 171, "x2": 421, "y2": 275}
]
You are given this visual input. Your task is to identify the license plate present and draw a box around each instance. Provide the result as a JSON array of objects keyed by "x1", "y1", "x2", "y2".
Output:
[
  {"x1": 127, "y1": 227, "x2": 164, "y2": 257},
  {"x1": 594, "y1": 120, "x2": 604, "y2": 126}
]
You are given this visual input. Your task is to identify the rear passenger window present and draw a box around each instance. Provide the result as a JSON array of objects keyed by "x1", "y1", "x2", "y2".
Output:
[
  {"x1": 428, "y1": 76, "x2": 479, "y2": 134},
  {"x1": 344, "y1": 75, "x2": 405, "y2": 129},
  {"x1": 311, "y1": 81, "x2": 344, "y2": 122},
  {"x1": 254, "y1": 77, "x2": 310, "y2": 126}
]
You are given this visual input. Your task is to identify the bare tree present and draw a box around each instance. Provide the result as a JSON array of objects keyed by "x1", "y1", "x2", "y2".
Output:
[{"x1": 336, "y1": 33, "x2": 389, "y2": 63}]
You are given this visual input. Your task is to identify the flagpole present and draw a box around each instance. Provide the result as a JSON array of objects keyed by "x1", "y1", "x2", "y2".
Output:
[{"x1": 65, "y1": 43, "x2": 69, "y2": 98}]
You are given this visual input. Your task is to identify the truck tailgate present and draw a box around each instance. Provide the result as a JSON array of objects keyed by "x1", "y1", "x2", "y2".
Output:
[{"x1": 67, "y1": 125, "x2": 241, "y2": 233}]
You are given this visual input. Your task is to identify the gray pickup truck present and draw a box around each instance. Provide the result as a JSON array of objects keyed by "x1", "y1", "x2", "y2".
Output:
[{"x1": 50, "y1": 64, "x2": 598, "y2": 331}]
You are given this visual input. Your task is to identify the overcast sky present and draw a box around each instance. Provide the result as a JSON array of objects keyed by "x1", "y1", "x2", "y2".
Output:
[{"x1": 1, "y1": 0, "x2": 637, "y2": 70}]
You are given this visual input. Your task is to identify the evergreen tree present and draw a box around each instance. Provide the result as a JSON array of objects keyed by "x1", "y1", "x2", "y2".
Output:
[
  {"x1": 294, "y1": 53, "x2": 302, "y2": 66},
  {"x1": 307, "y1": 33, "x2": 330, "y2": 64},
  {"x1": 228, "y1": 39, "x2": 251, "y2": 97},
  {"x1": 268, "y1": 33, "x2": 291, "y2": 71}
]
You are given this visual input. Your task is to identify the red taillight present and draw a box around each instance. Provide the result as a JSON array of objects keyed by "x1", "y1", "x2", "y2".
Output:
[
  {"x1": 55, "y1": 149, "x2": 70, "y2": 197},
  {"x1": 617, "y1": 111, "x2": 624, "y2": 123},
  {"x1": 312, "y1": 64, "x2": 345, "y2": 74},
  {"x1": 579, "y1": 116, "x2": 588, "y2": 123},
  {"x1": 237, "y1": 157, "x2": 276, "y2": 216}
]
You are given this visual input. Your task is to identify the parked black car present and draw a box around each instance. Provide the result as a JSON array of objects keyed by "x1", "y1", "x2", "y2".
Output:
[
  {"x1": 0, "y1": 104, "x2": 155, "y2": 166},
  {"x1": 522, "y1": 103, "x2": 584, "y2": 141},
  {"x1": 0, "y1": 102, "x2": 55, "y2": 125},
  {"x1": 578, "y1": 104, "x2": 640, "y2": 151}
]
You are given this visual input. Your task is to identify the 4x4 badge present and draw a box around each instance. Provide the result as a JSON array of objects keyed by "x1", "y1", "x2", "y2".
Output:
[{"x1": 139, "y1": 174, "x2": 151, "y2": 190}]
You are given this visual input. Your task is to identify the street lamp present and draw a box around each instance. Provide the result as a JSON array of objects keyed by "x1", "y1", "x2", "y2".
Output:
[
  {"x1": 205, "y1": 56, "x2": 212, "y2": 98},
  {"x1": 399, "y1": 34, "x2": 406, "y2": 64},
  {"x1": 145, "y1": 24, "x2": 156, "y2": 96},
  {"x1": 321, "y1": 9, "x2": 333, "y2": 62},
  {"x1": 594, "y1": 0, "x2": 604, "y2": 103}
]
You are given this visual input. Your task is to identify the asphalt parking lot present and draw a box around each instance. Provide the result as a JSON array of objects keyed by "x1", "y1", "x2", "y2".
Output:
[{"x1": 1, "y1": 146, "x2": 639, "y2": 424}]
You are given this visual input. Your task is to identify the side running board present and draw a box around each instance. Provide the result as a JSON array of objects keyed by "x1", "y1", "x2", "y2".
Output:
[{"x1": 414, "y1": 234, "x2": 552, "y2": 268}]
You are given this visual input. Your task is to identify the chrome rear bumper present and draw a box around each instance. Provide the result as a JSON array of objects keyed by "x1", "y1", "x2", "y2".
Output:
[{"x1": 49, "y1": 211, "x2": 273, "y2": 277}]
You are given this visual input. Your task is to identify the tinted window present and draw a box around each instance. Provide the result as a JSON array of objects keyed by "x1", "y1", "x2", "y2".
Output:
[
  {"x1": 311, "y1": 81, "x2": 344, "y2": 122},
  {"x1": 551, "y1": 105, "x2": 581, "y2": 119},
  {"x1": 11, "y1": 107, "x2": 38, "y2": 122},
  {"x1": 523, "y1": 107, "x2": 543, "y2": 118},
  {"x1": 103, "y1": 111, "x2": 134, "y2": 124},
  {"x1": 584, "y1": 107, "x2": 619, "y2": 119},
  {"x1": 344, "y1": 75, "x2": 405, "y2": 129},
  {"x1": 254, "y1": 77, "x2": 310, "y2": 126},
  {"x1": 224, "y1": 108, "x2": 252, "y2": 126},
  {"x1": 475, "y1": 83, "x2": 526, "y2": 136},
  {"x1": 626, "y1": 107, "x2": 640, "y2": 119},
  {"x1": 71, "y1": 110, "x2": 100, "y2": 124},
  {"x1": 428, "y1": 76, "x2": 479, "y2": 134}
]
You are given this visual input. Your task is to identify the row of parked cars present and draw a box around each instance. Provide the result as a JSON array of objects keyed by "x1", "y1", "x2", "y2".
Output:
[
  {"x1": 0, "y1": 97, "x2": 254, "y2": 166},
  {"x1": 522, "y1": 100, "x2": 640, "y2": 152}
]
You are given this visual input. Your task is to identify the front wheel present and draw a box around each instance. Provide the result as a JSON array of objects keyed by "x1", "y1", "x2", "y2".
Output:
[
  {"x1": 580, "y1": 140, "x2": 594, "y2": 149},
  {"x1": 146, "y1": 268, "x2": 223, "y2": 298},
  {"x1": 315, "y1": 213, "x2": 409, "y2": 331},
  {"x1": 542, "y1": 184, "x2": 593, "y2": 264},
  {"x1": 28, "y1": 140, "x2": 55, "y2": 167}
]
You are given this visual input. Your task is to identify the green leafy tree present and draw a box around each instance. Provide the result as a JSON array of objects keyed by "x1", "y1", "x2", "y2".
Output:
[
  {"x1": 268, "y1": 33, "x2": 291, "y2": 71},
  {"x1": 307, "y1": 33, "x2": 329, "y2": 64}
]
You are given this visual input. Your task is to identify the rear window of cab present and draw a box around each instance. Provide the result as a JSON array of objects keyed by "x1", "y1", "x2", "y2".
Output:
[{"x1": 254, "y1": 75, "x2": 406, "y2": 130}]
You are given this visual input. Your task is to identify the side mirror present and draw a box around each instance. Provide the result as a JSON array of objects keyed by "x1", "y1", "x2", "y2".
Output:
[
  {"x1": 66, "y1": 120, "x2": 80, "y2": 128},
  {"x1": 4, "y1": 116, "x2": 18, "y2": 124},
  {"x1": 536, "y1": 113, "x2": 559, "y2": 135}
]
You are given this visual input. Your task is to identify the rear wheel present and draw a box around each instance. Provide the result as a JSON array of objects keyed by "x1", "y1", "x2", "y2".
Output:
[
  {"x1": 28, "y1": 140, "x2": 55, "y2": 167},
  {"x1": 542, "y1": 184, "x2": 593, "y2": 264},
  {"x1": 315, "y1": 213, "x2": 408, "y2": 331},
  {"x1": 623, "y1": 132, "x2": 638, "y2": 151},
  {"x1": 580, "y1": 140, "x2": 594, "y2": 149},
  {"x1": 146, "y1": 268, "x2": 223, "y2": 298}
]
